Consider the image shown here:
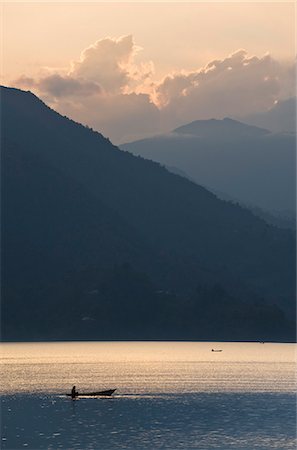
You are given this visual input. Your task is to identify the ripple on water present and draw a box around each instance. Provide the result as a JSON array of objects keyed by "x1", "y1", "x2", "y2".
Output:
[{"x1": 0, "y1": 342, "x2": 296, "y2": 449}]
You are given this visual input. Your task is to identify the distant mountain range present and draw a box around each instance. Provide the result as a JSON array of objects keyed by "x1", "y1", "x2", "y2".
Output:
[
  {"x1": 121, "y1": 118, "x2": 296, "y2": 217},
  {"x1": 1, "y1": 86, "x2": 295, "y2": 341},
  {"x1": 242, "y1": 97, "x2": 296, "y2": 134}
]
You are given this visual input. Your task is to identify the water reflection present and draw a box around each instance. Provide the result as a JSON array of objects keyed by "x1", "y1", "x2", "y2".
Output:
[
  {"x1": 1, "y1": 342, "x2": 296, "y2": 449},
  {"x1": 0, "y1": 341, "x2": 296, "y2": 395}
]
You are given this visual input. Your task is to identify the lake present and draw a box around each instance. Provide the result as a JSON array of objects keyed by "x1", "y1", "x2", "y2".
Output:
[{"x1": 1, "y1": 341, "x2": 296, "y2": 449}]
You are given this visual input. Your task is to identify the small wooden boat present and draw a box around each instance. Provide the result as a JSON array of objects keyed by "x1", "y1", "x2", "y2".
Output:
[
  {"x1": 211, "y1": 349, "x2": 222, "y2": 352},
  {"x1": 66, "y1": 389, "x2": 116, "y2": 397}
]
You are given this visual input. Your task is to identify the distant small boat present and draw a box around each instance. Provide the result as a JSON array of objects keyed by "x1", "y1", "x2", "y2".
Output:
[
  {"x1": 66, "y1": 389, "x2": 116, "y2": 397},
  {"x1": 211, "y1": 349, "x2": 222, "y2": 352}
]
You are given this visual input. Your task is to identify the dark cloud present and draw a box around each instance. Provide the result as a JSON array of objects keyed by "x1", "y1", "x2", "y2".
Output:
[{"x1": 14, "y1": 74, "x2": 101, "y2": 98}]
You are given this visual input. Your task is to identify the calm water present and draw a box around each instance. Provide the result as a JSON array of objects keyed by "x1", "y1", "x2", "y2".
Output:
[{"x1": 1, "y1": 341, "x2": 296, "y2": 449}]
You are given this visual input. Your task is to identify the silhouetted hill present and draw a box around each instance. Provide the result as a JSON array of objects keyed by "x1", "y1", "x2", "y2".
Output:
[
  {"x1": 1, "y1": 86, "x2": 295, "y2": 341},
  {"x1": 121, "y1": 119, "x2": 296, "y2": 214}
]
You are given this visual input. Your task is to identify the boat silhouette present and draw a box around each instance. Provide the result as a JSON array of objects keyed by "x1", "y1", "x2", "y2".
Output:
[{"x1": 66, "y1": 389, "x2": 116, "y2": 397}]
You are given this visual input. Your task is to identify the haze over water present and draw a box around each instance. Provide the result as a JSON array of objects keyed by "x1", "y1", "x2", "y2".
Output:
[{"x1": 1, "y1": 341, "x2": 296, "y2": 449}]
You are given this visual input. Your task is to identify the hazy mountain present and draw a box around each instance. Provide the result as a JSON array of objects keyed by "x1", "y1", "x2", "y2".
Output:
[
  {"x1": 121, "y1": 118, "x2": 296, "y2": 215},
  {"x1": 242, "y1": 97, "x2": 296, "y2": 134},
  {"x1": 174, "y1": 118, "x2": 270, "y2": 139},
  {"x1": 1, "y1": 87, "x2": 295, "y2": 341}
]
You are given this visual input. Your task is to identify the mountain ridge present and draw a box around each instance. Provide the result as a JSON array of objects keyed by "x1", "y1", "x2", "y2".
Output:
[
  {"x1": 1, "y1": 86, "x2": 295, "y2": 341},
  {"x1": 173, "y1": 117, "x2": 270, "y2": 139},
  {"x1": 121, "y1": 118, "x2": 296, "y2": 214}
]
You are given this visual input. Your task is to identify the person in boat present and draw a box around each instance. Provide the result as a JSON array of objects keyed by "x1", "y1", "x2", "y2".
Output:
[{"x1": 71, "y1": 386, "x2": 77, "y2": 399}]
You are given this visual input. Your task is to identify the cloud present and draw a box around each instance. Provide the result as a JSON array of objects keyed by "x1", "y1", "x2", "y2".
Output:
[
  {"x1": 155, "y1": 50, "x2": 295, "y2": 129},
  {"x1": 69, "y1": 35, "x2": 152, "y2": 94},
  {"x1": 13, "y1": 38, "x2": 295, "y2": 143},
  {"x1": 52, "y1": 92, "x2": 160, "y2": 143},
  {"x1": 13, "y1": 35, "x2": 158, "y2": 143},
  {"x1": 14, "y1": 74, "x2": 101, "y2": 98}
]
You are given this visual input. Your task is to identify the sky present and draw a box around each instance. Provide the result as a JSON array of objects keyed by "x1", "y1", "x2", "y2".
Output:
[{"x1": 1, "y1": 2, "x2": 296, "y2": 143}]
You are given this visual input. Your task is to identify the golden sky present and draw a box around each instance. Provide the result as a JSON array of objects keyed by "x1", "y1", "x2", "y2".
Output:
[
  {"x1": 1, "y1": 2, "x2": 295, "y2": 143},
  {"x1": 2, "y1": 2, "x2": 295, "y2": 81}
]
